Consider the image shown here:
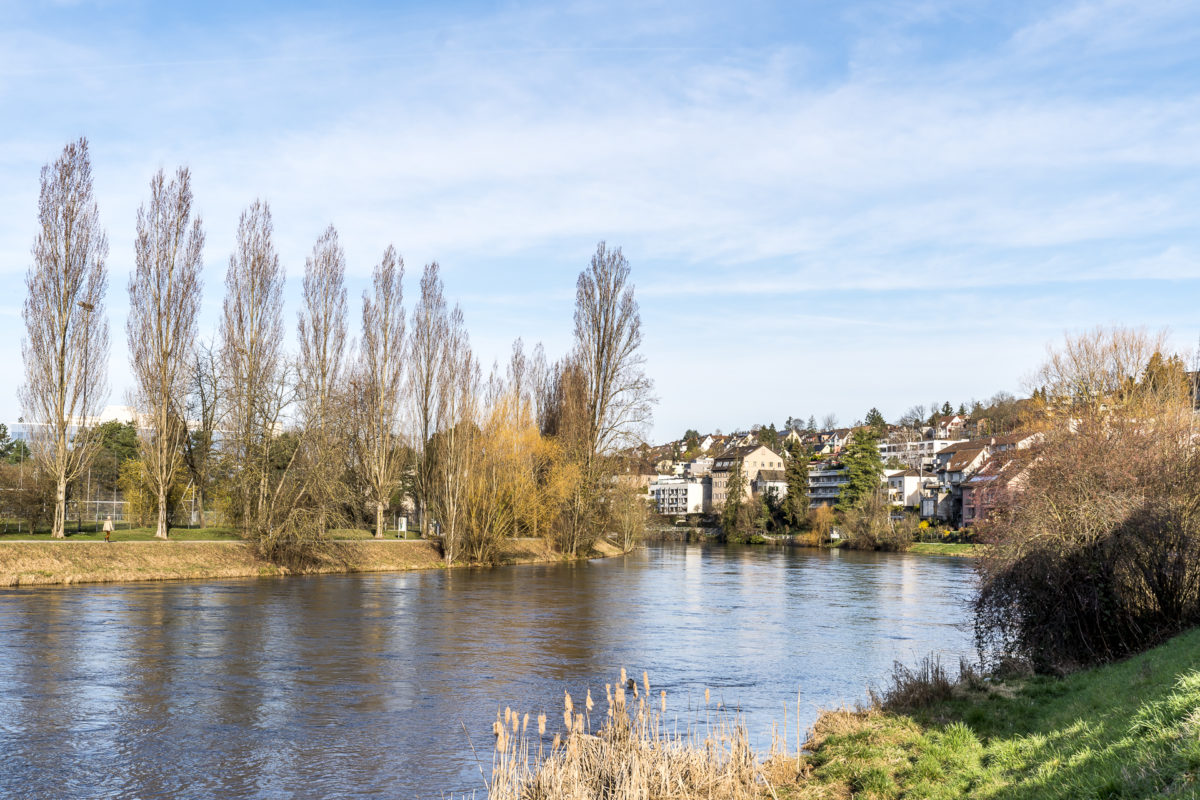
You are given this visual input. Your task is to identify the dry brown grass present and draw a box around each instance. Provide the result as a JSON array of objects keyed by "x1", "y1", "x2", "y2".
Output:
[
  {"x1": 474, "y1": 671, "x2": 808, "y2": 800},
  {"x1": 0, "y1": 541, "x2": 282, "y2": 586},
  {"x1": 0, "y1": 536, "x2": 622, "y2": 586}
]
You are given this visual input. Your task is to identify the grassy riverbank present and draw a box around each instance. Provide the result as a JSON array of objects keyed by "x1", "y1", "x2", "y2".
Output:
[
  {"x1": 0, "y1": 537, "x2": 622, "y2": 586},
  {"x1": 479, "y1": 628, "x2": 1199, "y2": 798},
  {"x1": 906, "y1": 542, "x2": 982, "y2": 557},
  {"x1": 789, "y1": 626, "x2": 1200, "y2": 799}
]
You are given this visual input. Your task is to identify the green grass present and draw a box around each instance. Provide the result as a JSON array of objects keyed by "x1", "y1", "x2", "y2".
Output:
[
  {"x1": 0, "y1": 525, "x2": 423, "y2": 542},
  {"x1": 793, "y1": 627, "x2": 1200, "y2": 799},
  {"x1": 0, "y1": 525, "x2": 242, "y2": 542},
  {"x1": 908, "y1": 542, "x2": 983, "y2": 557}
]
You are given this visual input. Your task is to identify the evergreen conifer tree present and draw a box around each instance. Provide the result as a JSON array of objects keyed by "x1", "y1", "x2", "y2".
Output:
[
  {"x1": 864, "y1": 407, "x2": 887, "y2": 437},
  {"x1": 836, "y1": 429, "x2": 884, "y2": 511},
  {"x1": 782, "y1": 442, "x2": 809, "y2": 527},
  {"x1": 721, "y1": 459, "x2": 747, "y2": 534}
]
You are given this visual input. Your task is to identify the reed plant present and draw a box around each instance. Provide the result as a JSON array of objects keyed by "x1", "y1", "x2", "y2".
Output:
[{"x1": 474, "y1": 670, "x2": 805, "y2": 799}]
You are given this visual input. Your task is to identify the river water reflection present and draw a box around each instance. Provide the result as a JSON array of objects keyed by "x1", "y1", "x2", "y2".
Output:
[{"x1": 0, "y1": 542, "x2": 974, "y2": 798}]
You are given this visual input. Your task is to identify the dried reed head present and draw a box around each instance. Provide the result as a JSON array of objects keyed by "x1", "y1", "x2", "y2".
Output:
[
  {"x1": 643, "y1": 671, "x2": 650, "y2": 695},
  {"x1": 585, "y1": 689, "x2": 594, "y2": 712},
  {"x1": 537, "y1": 713, "x2": 546, "y2": 736}
]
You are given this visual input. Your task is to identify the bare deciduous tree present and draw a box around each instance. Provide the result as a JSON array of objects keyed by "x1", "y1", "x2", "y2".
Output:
[
  {"x1": 20, "y1": 138, "x2": 110, "y2": 539},
  {"x1": 182, "y1": 339, "x2": 221, "y2": 527},
  {"x1": 428, "y1": 305, "x2": 478, "y2": 563},
  {"x1": 573, "y1": 242, "x2": 654, "y2": 460},
  {"x1": 297, "y1": 225, "x2": 349, "y2": 534},
  {"x1": 128, "y1": 167, "x2": 204, "y2": 539},
  {"x1": 408, "y1": 262, "x2": 448, "y2": 537},
  {"x1": 356, "y1": 245, "x2": 406, "y2": 539},
  {"x1": 219, "y1": 200, "x2": 285, "y2": 534}
]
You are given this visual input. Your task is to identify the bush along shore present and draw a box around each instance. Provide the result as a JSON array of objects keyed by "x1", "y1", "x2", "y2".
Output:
[
  {"x1": 476, "y1": 627, "x2": 1200, "y2": 799},
  {"x1": 0, "y1": 537, "x2": 622, "y2": 587}
]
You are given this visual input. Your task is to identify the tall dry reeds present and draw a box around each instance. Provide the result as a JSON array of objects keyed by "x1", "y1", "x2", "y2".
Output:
[{"x1": 474, "y1": 670, "x2": 804, "y2": 800}]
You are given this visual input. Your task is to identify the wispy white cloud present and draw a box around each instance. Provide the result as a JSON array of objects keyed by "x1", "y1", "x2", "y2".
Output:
[{"x1": 1, "y1": 0, "x2": 1198, "y2": 438}]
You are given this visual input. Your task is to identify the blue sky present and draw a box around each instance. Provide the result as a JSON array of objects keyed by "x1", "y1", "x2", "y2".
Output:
[{"x1": 2, "y1": 0, "x2": 1199, "y2": 442}]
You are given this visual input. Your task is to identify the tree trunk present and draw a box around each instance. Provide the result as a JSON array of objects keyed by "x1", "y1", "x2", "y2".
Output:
[
  {"x1": 156, "y1": 488, "x2": 168, "y2": 539},
  {"x1": 375, "y1": 500, "x2": 385, "y2": 539},
  {"x1": 52, "y1": 478, "x2": 66, "y2": 539},
  {"x1": 196, "y1": 485, "x2": 206, "y2": 528}
]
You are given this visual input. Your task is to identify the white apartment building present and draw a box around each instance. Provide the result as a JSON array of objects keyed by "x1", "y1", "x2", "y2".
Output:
[
  {"x1": 877, "y1": 438, "x2": 967, "y2": 470},
  {"x1": 649, "y1": 477, "x2": 711, "y2": 515}
]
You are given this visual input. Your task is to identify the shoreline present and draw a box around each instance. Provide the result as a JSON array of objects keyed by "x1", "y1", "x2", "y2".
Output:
[
  {"x1": 645, "y1": 527, "x2": 982, "y2": 558},
  {"x1": 0, "y1": 537, "x2": 624, "y2": 588}
]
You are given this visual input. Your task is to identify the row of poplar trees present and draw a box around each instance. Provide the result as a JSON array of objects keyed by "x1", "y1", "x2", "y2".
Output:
[{"x1": 19, "y1": 138, "x2": 654, "y2": 561}]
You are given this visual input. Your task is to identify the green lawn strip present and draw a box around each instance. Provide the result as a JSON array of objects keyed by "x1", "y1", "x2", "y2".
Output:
[
  {"x1": 800, "y1": 627, "x2": 1200, "y2": 799},
  {"x1": 0, "y1": 526, "x2": 425, "y2": 542},
  {"x1": 908, "y1": 542, "x2": 982, "y2": 557}
]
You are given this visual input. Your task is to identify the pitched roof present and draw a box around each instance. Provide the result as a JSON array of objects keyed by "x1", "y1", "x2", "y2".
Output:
[
  {"x1": 944, "y1": 446, "x2": 988, "y2": 472},
  {"x1": 711, "y1": 444, "x2": 783, "y2": 470},
  {"x1": 935, "y1": 440, "x2": 980, "y2": 456},
  {"x1": 756, "y1": 469, "x2": 786, "y2": 482}
]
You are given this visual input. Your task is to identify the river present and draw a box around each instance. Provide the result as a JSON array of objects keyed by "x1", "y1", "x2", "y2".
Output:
[{"x1": 0, "y1": 542, "x2": 975, "y2": 798}]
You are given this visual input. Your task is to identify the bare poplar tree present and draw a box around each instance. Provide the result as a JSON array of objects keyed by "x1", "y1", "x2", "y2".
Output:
[
  {"x1": 408, "y1": 262, "x2": 448, "y2": 537},
  {"x1": 20, "y1": 138, "x2": 109, "y2": 539},
  {"x1": 128, "y1": 167, "x2": 204, "y2": 539},
  {"x1": 182, "y1": 340, "x2": 221, "y2": 527},
  {"x1": 433, "y1": 306, "x2": 480, "y2": 563},
  {"x1": 298, "y1": 225, "x2": 348, "y2": 430},
  {"x1": 573, "y1": 242, "x2": 654, "y2": 460},
  {"x1": 219, "y1": 200, "x2": 284, "y2": 534},
  {"x1": 297, "y1": 225, "x2": 348, "y2": 533},
  {"x1": 357, "y1": 245, "x2": 406, "y2": 539}
]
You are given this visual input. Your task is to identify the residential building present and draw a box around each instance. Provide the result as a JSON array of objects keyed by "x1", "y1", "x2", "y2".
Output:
[
  {"x1": 753, "y1": 469, "x2": 788, "y2": 500},
  {"x1": 878, "y1": 436, "x2": 967, "y2": 470},
  {"x1": 885, "y1": 469, "x2": 935, "y2": 508},
  {"x1": 921, "y1": 433, "x2": 1041, "y2": 525},
  {"x1": 711, "y1": 444, "x2": 785, "y2": 507},
  {"x1": 962, "y1": 456, "x2": 1028, "y2": 526},
  {"x1": 807, "y1": 463, "x2": 848, "y2": 508},
  {"x1": 686, "y1": 457, "x2": 713, "y2": 477},
  {"x1": 649, "y1": 477, "x2": 711, "y2": 515}
]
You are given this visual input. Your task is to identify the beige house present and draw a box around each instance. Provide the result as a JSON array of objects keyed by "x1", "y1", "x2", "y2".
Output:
[{"x1": 711, "y1": 444, "x2": 785, "y2": 507}]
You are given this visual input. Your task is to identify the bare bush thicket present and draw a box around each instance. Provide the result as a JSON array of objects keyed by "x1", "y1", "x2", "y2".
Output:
[{"x1": 976, "y1": 327, "x2": 1200, "y2": 672}]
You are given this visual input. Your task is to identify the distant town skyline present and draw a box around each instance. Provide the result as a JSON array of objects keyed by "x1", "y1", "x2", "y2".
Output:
[{"x1": 3, "y1": 0, "x2": 1199, "y2": 441}]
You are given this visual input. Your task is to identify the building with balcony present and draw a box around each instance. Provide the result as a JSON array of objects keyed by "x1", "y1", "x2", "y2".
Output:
[{"x1": 649, "y1": 477, "x2": 711, "y2": 515}]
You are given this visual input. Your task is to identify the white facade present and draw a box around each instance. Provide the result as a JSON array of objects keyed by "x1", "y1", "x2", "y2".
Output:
[
  {"x1": 649, "y1": 477, "x2": 710, "y2": 515},
  {"x1": 885, "y1": 470, "x2": 935, "y2": 508},
  {"x1": 878, "y1": 438, "x2": 967, "y2": 470}
]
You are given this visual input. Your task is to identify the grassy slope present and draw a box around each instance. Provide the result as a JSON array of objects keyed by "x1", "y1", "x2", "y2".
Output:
[
  {"x1": 0, "y1": 537, "x2": 620, "y2": 586},
  {"x1": 791, "y1": 628, "x2": 1200, "y2": 799}
]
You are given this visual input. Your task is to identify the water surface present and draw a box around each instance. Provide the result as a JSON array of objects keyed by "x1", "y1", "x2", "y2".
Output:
[{"x1": 0, "y1": 542, "x2": 974, "y2": 798}]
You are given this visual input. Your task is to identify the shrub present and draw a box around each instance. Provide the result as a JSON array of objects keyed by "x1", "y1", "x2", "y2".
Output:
[{"x1": 975, "y1": 330, "x2": 1200, "y2": 672}]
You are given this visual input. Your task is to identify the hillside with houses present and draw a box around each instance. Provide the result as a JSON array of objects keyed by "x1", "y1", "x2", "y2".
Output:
[{"x1": 627, "y1": 398, "x2": 1048, "y2": 533}]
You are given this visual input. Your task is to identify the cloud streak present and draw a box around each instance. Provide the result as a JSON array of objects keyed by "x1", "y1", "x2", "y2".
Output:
[{"x1": 1, "y1": 0, "x2": 1198, "y2": 438}]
